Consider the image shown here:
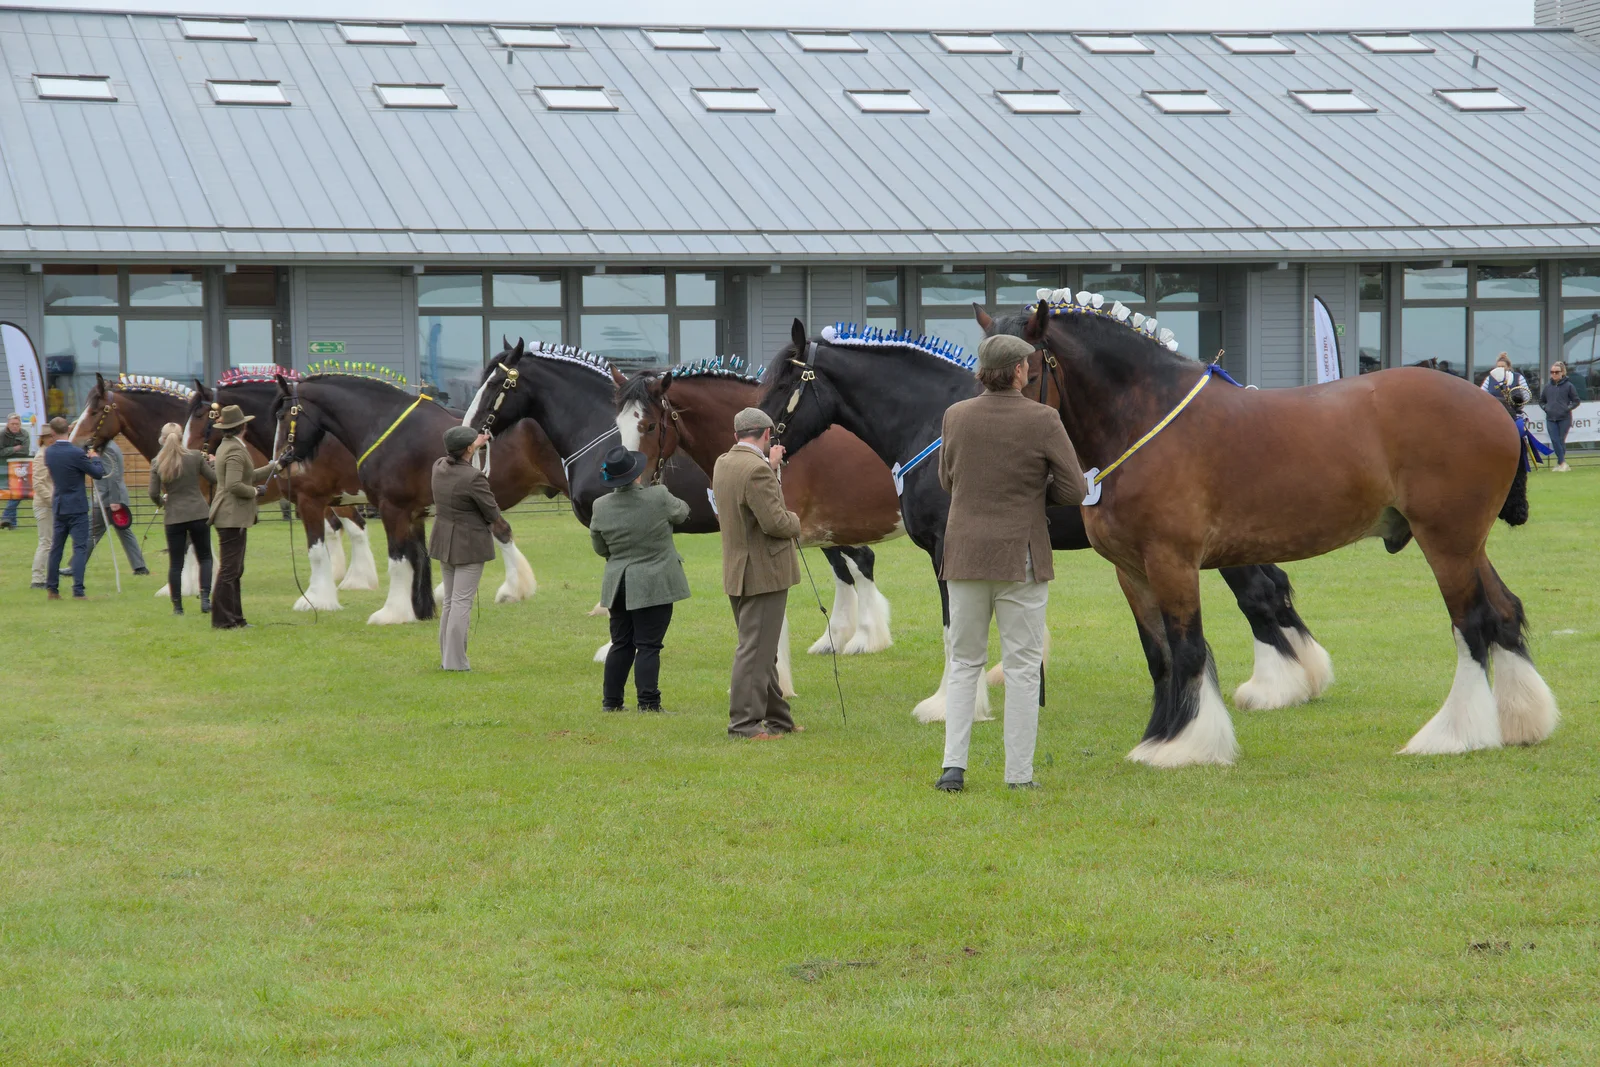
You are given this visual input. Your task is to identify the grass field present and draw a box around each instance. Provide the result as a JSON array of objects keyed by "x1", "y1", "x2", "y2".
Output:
[{"x1": 1, "y1": 469, "x2": 1598, "y2": 1065}]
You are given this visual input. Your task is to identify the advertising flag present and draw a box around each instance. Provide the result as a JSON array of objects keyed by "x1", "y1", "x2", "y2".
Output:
[
  {"x1": 1312, "y1": 297, "x2": 1341, "y2": 385},
  {"x1": 1, "y1": 321, "x2": 48, "y2": 450}
]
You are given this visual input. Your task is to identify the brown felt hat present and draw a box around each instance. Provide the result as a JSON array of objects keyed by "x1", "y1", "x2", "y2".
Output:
[
  {"x1": 976, "y1": 334, "x2": 1033, "y2": 373},
  {"x1": 214, "y1": 405, "x2": 254, "y2": 430}
]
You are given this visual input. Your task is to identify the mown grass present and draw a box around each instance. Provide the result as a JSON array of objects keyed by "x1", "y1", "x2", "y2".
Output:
[{"x1": 1, "y1": 469, "x2": 1597, "y2": 1065}]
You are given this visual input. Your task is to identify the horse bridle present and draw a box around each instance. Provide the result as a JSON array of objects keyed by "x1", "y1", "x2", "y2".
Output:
[
  {"x1": 1032, "y1": 341, "x2": 1063, "y2": 412},
  {"x1": 470, "y1": 363, "x2": 520, "y2": 475},
  {"x1": 775, "y1": 340, "x2": 819, "y2": 442},
  {"x1": 648, "y1": 383, "x2": 681, "y2": 484},
  {"x1": 84, "y1": 390, "x2": 117, "y2": 450}
]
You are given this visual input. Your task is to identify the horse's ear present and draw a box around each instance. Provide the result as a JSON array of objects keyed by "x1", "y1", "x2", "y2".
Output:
[
  {"x1": 95, "y1": 371, "x2": 106, "y2": 391},
  {"x1": 657, "y1": 373, "x2": 672, "y2": 396},
  {"x1": 791, "y1": 318, "x2": 807, "y2": 351},
  {"x1": 503, "y1": 342, "x2": 525, "y2": 367},
  {"x1": 274, "y1": 373, "x2": 292, "y2": 395},
  {"x1": 514, "y1": 337, "x2": 526, "y2": 355},
  {"x1": 1023, "y1": 300, "x2": 1049, "y2": 344},
  {"x1": 501, "y1": 334, "x2": 510, "y2": 351},
  {"x1": 973, "y1": 303, "x2": 993, "y2": 331}
]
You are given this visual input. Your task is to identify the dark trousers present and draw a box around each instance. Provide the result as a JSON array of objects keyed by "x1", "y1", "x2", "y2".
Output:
[
  {"x1": 2, "y1": 497, "x2": 17, "y2": 524},
  {"x1": 212, "y1": 527, "x2": 248, "y2": 629},
  {"x1": 47, "y1": 510, "x2": 90, "y2": 595},
  {"x1": 165, "y1": 519, "x2": 214, "y2": 605},
  {"x1": 728, "y1": 589, "x2": 794, "y2": 737},
  {"x1": 1549, "y1": 416, "x2": 1572, "y2": 464},
  {"x1": 89, "y1": 504, "x2": 147, "y2": 572},
  {"x1": 604, "y1": 575, "x2": 674, "y2": 708}
]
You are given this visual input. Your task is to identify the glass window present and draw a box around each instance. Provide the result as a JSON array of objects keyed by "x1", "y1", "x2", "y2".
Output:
[
  {"x1": 1350, "y1": 32, "x2": 1431, "y2": 53},
  {"x1": 375, "y1": 84, "x2": 454, "y2": 109},
  {"x1": 1474, "y1": 309, "x2": 1541, "y2": 383},
  {"x1": 675, "y1": 273, "x2": 719, "y2": 306},
  {"x1": 1150, "y1": 311, "x2": 1220, "y2": 361},
  {"x1": 43, "y1": 267, "x2": 118, "y2": 308},
  {"x1": 790, "y1": 31, "x2": 866, "y2": 53},
  {"x1": 208, "y1": 81, "x2": 289, "y2": 106},
  {"x1": 43, "y1": 315, "x2": 119, "y2": 415},
  {"x1": 1560, "y1": 263, "x2": 1600, "y2": 300},
  {"x1": 1359, "y1": 310, "x2": 1384, "y2": 373},
  {"x1": 418, "y1": 274, "x2": 483, "y2": 307},
  {"x1": 490, "y1": 319, "x2": 563, "y2": 349},
  {"x1": 583, "y1": 273, "x2": 665, "y2": 307},
  {"x1": 846, "y1": 91, "x2": 927, "y2": 114},
  {"x1": 492, "y1": 273, "x2": 560, "y2": 307},
  {"x1": 1436, "y1": 89, "x2": 1522, "y2": 113},
  {"x1": 1155, "y1": 268, "x2": 1218, "y2": 304},
  {"x1": 228, "y1": 319, "x2": 275, "y2": 367},
  {"x1": 1290, "y1": 90, "x2": 1375, "y2": 114},
  {"x1": 1215, "y1": 34, "x2": 1293, "y2": 55},
  {"x1": 996, "y1": 91, "x2": 1077, "y2": 115},
  {"x1": 178, "y1": 18, "x2": 255, "y2": 40},
  {"x1": 1476, "y1": 263, "x2": 1539, "y2": 299},
  {"x1": 35, "y1": 76, "x2": 116, "y2": 102},
  {"x1": 1401, "y1": 306, "x2": 1466, "y2": 377},
  {"x1": 1359, "y1": 265, "x2": 1385, "y2": 302},
  {"x1": 920, "y1": 270, "x2": 984, "y2": 306},
  {"x1": 492, "y1": 27, "x2": 567, "y2": 48},
  {"x1": 1075, "y1": 34, "x2": 1153, "y2": 54},
  {"x1": 995, "y1": 270, "x2": 1059, "y2": 307},
  {"x1": 338, "y1": 23, "x2": 414, "y2": 45},
  {"x1": 693, "y1": 88, "x2": 773, "y2": 113},
  {"x1": 126, "y1": 320, "x2": 203, "y2": 381},
  {"x1": 1561, "y1": 309, "x2": 1600, "y2": 395},
  {"x1": 645, "y1": 29, "x2": 717, "y2": 50},
  {"x1": 418, "y1": 314, "x2": 484, "y2": 408},
  {"x1": 581, "y1": 314, "x2": 669, "y2": 364},
  {"x1": 921, "y1": 317, "x2": 986, "y2": 357},
  {"x1": 866, "y1": 271, "x2": 899, "y2": 307},
  {"x1": 932, "y1": 33, "x2": 1008, "y2": 54},
  {"x1": 1404, "y1": 265, "x2": 1468, "y2": 301},
  {"x1": 679, "y1": 320, "x2": 719, "y2": 362},
  {"x1": 538, "y1": 87, "x2": 617, "y2": 112},
  {"x1": 1082, "y1": 267, "x2": 1145, "y2": 303},
  {"x1": 226, "y1": 268, "x2": 278, "y2": 307},
  {"x1": 1146, "y1": 91, "x2": 1228, "y2": 115},
  {"x1": 130, "y1": 268, "x2": 203, "y2": 308}
]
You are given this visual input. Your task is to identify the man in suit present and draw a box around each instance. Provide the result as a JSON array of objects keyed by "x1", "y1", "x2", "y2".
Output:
[
  {"x1": 935, "y1": 334, "x2": 1086, "y2": 793},
  {"x1": 712, "y1": 407, "x2": 802, "y2": 739},
  {"x1": 43, "y1": 416, "x2": 106, "y2": 599},
  {"x1": 87, "y1": 438, "x2": 149, "y2": 575}
]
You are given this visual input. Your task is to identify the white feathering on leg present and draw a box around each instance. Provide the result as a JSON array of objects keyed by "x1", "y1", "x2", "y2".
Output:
[
  {"x1": 338, "y1": 519, "x2": 380, "y2": 591},
  {"x1": 1492, "y1": 645, "x2": 1558, "y2": 746},
  {"x1": 495, "y1": 539, "x2": 537, "y2": 603},
  {"x1": 1400, "y1": 630, "x2": 1501, "y2": 755},
  {"x1": 1287, "y1": 627, "x2": 1335, "y2": 698},
  {"x1": 776, "y1": 614, "x2": 796, "y2": 698},
  {"x1": 913, "y1": 626, "x2": 954, "y2": 723},
  {"x1": 367, "y1": 556, "x2": 419, "y2": 625},
  {"x1": 325, "y1": 520, "x2": 348, "y2": 584},
  {"x1": 809, "y1": 575, "x2": 857, "y2": 655},
  {"x1": 1128, "y1": 667, "x2": 1238, "y2": 768}
]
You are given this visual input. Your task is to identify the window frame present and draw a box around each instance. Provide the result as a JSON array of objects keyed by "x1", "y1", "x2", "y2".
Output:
[
  {"x1": 1145, "y1": 90, "x2": 1229, "y2": 115},
  {"x1": 374, "y1": 83, "x2": 455, "y2": 109},
  {"x1": 932, "y1": 33, "x2": 1009, "y2": 54},
  {"x1": 1074, "y1": 34, "x2": 1153, "y2": 55},
  {"x1": 1435, "y1": 88, "x2": 1524, "y2": 113},
  {"x1": 644, "y1": 29, "x2": 718, "y2": 50},
  {"x1": 42, "y1": 266, "x2": 210, "y2": 406},
  {"x1": 492, "y1": 26, "x2": 568, "y2": 49},
  {"x1": 577, "y1": 269, "x2": 727, "y2": 369},
  {"x1": 1290, "y1": 89, "x2": 1376, "y2": 114},
  {"x1": 790, "y1": 31, "x2": 866, "y2": 53},
  {"x1": 995, "y1": 90, "x2": 1078, "y2": 115},
  {"x1": 34, "y1": 74, "x2": 116, "y2": 101},
  {"x1": 338, "y1": 23, "x2": 415, "y2": 45},
  {"x1": 178, "y1": 18, "x2": 256, "y2": 41},
  {"x1": 1214, "y1": 33, "x2": 1294, "y2": 55},
  {"x1": 845, "y1": 89, "x2": 927, "y2": 114},
  {"x1": 207, "y1": 80, "x2": 290, "y2": 106},
  {"x1": 692, "y1": 87, "x2": 774, "y2": 113},
  {"x1": 537, "y1": 86, "x2": 618, "y2": 112}
]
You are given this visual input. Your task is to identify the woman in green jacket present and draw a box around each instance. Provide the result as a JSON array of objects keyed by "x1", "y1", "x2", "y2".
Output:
[
  {"x1": 590, "y1": 445, "x2": 691, "y2": 712},
  {"x1": 149, "y1": 421, "x2": 216, "y2": 615}
]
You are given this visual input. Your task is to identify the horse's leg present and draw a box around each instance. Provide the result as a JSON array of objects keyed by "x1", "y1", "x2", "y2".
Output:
[
  {"x1": 913, "y1": 573, "x2": 991, "y2": 724},
  {"x1": 495, "y1": 531, "x2": 538, "y2": 603},
  {"x1": 1127, "y1": 558, "x2": 1239, "y2": 768},
  {"x1": 338, "y1": 509, "x2": 381, "y2": 591},
  {"x1": 325, "y1": 514, "x2": 348, "y2": 584},
  {"x1": 841, "y1": 545, "x2": 893, "y2": 654},
  {"x1": 409, "y1": 517, "x2": 435, "y2": 621},
  {"x1": 294, "y1": 496, "x2": 342, "y2": 612},
  {"x1": 181, "y1": 546, "x2": 200, "y2": 596},
  {"x1": 988, "y1": 628, "x2": 1049, "y2": 686},
  {"x1": 1225, "y1": 565, "x2": 1310, "y2": 710},
  {"x1": 1481, "y1": 562, "x2": 1559, "y2": 745},
  {"x1": 809, "y1": 547, "x2": 860, "y2": 655},
  {"x1": 776, "y1": 612, "x2": 796, "y2": 698},
  {"x1": 367, "y1": 504, "x2": 420, "y2": 625}
]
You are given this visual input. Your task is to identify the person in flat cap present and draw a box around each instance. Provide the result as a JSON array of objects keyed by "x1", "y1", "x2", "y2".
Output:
[
  {"x1": 589, "y1": 444, "x2": 691, "y2": 712},
  {"x1": 933, "y1": 332, "x2": 1086, "y2": 792},
  {"x1": 712, "y1": 406, "x2": 803, "y2": 740},
  {"x1": 207, "y1": 404, "x2": 279, "y2": 629},
  {"x1": 429, "y1": 425, "x2": 500, "y2": 670}
]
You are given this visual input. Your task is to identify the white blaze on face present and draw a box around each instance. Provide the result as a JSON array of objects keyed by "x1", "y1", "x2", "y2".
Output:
[
  {"x1": 615, "y1": 400, "x2": 645, "y2": 452},
  {"x1": 463, "y1": 374, "x2": 494, "y2": 428},
  {"x1": 70, "y1": 403, "x2": 93, "y2": 441}
]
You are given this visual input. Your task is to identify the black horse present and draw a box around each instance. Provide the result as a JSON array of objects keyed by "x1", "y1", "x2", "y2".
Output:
[{"x1": 757, "y1": 319, "x2": 1334, "y2": 723}]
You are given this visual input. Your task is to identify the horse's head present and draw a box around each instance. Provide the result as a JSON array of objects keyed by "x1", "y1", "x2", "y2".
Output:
[
  {"x1": 184, "y1": 381, "x2": 219, "y2": 452},
  {"x1": 757, "y1": 319, "x2": 845, "y2": 458},
  {"x1": 271, "y1": 374, "x2": 326, "y2": 464},
  {"x1": 614, "y1": 371, "x2": 679, "y2": 478},
  {"x1": 465, "y1": 338, "x2": 533, "y2": 436},
  {"x1": 76, "y1": 373, "x2": 126, "y2": 449}
]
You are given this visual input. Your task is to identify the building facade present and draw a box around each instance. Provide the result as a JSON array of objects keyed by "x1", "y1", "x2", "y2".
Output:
[{"x1": 1, "y1": 11, "x2": 1599, "y2": 416}]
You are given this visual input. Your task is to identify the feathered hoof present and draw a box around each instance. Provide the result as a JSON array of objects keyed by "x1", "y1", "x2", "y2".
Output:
[
  {"x1": 294, "y1": 592, "x2": 342, "y2": 612},
  {"x1": 593, "y1": 642, "x2": 611, "y2": 663},
  {"x1": 912, "y1": 691, "x2": 947, "y2": 724}
]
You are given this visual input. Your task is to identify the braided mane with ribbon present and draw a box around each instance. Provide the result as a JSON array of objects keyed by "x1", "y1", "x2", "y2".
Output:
[
  {"x1": 666, "y1": 354, "x2": 764, "y2": 384},
  {"x1": 115, "y1": 373, "x2": 196, "y2": 400},
  {"x1": 515, "y1": 341, "x2": 615, "y2": 380},
  {"x1": 819, "y1": 322, "x2": 975, "y2": 370},
  {"x1": 1029, "y1": 287, "x2": 1183, "y2": 353}
]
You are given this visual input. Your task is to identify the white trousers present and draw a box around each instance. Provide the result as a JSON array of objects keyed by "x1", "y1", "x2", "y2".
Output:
[
  {"x1": 439, "y1": 561, "x2": 483, "y2": 671},
  {"x1": 943, "y1": 558, "x2": 1049, "y2": 784}
]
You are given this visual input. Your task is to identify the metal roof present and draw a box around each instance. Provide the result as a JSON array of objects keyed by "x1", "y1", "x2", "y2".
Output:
[{"x1": 1, "y1": 10, "x2": 1598, "y2": 264}]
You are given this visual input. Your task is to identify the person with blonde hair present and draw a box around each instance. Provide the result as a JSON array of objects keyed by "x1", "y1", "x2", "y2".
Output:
[
  {"x1": 148, "y1": 421, "x2": 216, "y2": 615},
  {"x1": 28, "y1": 421, "x2": 57, "y2": 587},
  {"x1": 1541, "y1": 361, "x2": 1582, "y2": 472}
]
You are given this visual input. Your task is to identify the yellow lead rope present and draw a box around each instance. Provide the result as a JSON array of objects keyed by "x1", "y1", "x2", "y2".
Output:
[
  {"x1": 357, "y1": 393, "x2": 432, "y2": 469},
  {"x1": 1081, "y1": 371, "x2": 1212, "y2": 505}
]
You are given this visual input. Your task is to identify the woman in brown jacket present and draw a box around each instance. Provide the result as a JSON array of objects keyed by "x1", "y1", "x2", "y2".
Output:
[
  {"x1": 149, "y1": 421, "x2": 216, "y2": 615},
  {"x1": 429, "y1": 425, "x2": 502, "y2": 671}
]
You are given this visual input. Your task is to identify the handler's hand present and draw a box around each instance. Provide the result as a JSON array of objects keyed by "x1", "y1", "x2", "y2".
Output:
[{"x1": 768, "y1": 444, "x2": 786, "y2": 470}]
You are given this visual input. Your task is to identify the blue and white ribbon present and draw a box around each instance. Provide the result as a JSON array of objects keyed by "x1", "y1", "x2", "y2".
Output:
[{"x1": 891, "y1": 437, "x2": 942, "y2": 496}]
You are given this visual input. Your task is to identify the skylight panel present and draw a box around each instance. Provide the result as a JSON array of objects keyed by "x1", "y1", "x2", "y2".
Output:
[
  {"x1": 645, "y1": 29, "x2": 717, "y2": 50},
  {"x1": 1215, "y1": 33, "x2": 1293, "y2": 55},
  {"x1": 1146, "y1": 90, "x2": 1228, "y2": 114},
  {"x1": 693, "y1": 88, "x2": 773, "y2": 113},
  {"x1": 1436, "y1": 88, "x2": 1523, "y2": 112},
  {"x1": 1075, "y1": 34, "x2": 1153, "y2": 55},
  {"x1": 34, "y1": 75, "x2": 116, "y2": 101},
  {"x1": 933, "y1": 33, "x2": 1009, "y2": 54},
  {"x1": 996, "y1": 90, "x2": 1077, "y2": 114},
  {"x1": 1290, "y1": 89, "x2": 1376, "y2": 113},
  {"x1": 1351, "y1": 32, "x2": 1433, "y2": 53},
  {"x1": 538, "y1": 86, "x2": 618, "y2": 111},
  {"x1": 492, "y1": 26, "x2": 567, "y2": 49},
  {"x1": 178, "y1": 18, "x2": 255, "y2": 41},
  {"x1": 791, "y1": 31, "x2": 866, "y2": 53},
  {"x1": 339, "y1": 23, "x2": 414, "y2": 45},
  {"x1": 208, "y1": 80, "x2": 289, "y2": 106},
  {"x1": 375, "y1": 84, "x2": 455, "y2": 109},
  {"x1": 846, "y1": 89, "x2": 927, "y2": 113}
]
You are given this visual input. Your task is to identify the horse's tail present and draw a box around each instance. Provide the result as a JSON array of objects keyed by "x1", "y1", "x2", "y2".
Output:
[{"x1": 1498, "y1": 461, "x2": 1529, "y2": 526}]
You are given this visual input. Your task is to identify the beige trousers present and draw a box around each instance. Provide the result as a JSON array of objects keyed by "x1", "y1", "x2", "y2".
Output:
[
  {"x1": 32, "y1": 497, "x2": 53, "y2": 585},
  {"x1": 943, "y1": 555, "x2": 1049, "y2": 784},
  {"x1": 728, "y1": 589, "x2": 794, "y2": 737},
  {"x1": 439, "y1": 562, "x2": 483, "y2": 671}
]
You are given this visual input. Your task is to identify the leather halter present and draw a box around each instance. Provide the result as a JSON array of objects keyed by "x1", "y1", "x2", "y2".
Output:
[
  {"x1": 476, "y1": 364, "x2": 519, "y2": 436},
  {"x1": 775, "y1": 340, "x2": 818, "y2": 441},
  {"x1": 274, "y1": 379, "x2": 302, "y2": 466},
  {"x1": 1032, "y1": 344, "x2": 1062, "y2": 410},
  {"x1": 650, "y1": 388, "x2": 679, "y2": 485},
  {"x1": 85, "y1": 390, "x2": 117, "y2": 449}
]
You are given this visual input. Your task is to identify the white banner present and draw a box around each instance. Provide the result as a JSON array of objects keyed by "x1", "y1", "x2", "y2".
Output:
[
  {"x1": 1312, "y1": 296, "x2": 1341, "y2": 385},
  {"x1": 0, "y1": 321, "x2": 47, "y2": 451},
  {"x1": 1523, "y1": 402, "x2": 1600, "y2": 445}
]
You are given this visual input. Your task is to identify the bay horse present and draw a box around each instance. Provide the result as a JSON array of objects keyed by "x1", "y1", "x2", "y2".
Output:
[
  {"x1": 615, "y1": 361, "x2": 903, "y2": 656},
  {"x1": 986, "y1": 289, "x2": 1557, "y2": 766},
  {"x1": 185, "y1": 370, "x2": 381, "y2": 611},
  {"x1": 756, "y1": 320, "x2": 1336, "y2": 725}
]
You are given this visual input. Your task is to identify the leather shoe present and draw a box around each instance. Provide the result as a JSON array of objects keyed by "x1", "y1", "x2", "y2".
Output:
[
  {"x1": 638, "y1": 703, "x2": 663, "y2": 713},
  {"x1": 601, "y1": 703, "x2": 626, "y2": 713},
  {"x1": 47, "y1": 590, "x2": 60, "y2": 600},
  {"x1": 133, "y1": 567, "x2": 150, "y2": 576},
  {"x1": 750, "y1": 732, "x2": 785, "y2": 741},
  {"x1": 935, "y1": 767, "x2": 964, "y2": 792}
]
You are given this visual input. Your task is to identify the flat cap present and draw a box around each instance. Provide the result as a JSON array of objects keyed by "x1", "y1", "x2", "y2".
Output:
[
  {"x1": 733, "y1": 407, "x2": 774, "y2": 433},
  {"x1": 443, "y1": 425, "x2": 479, "y2": 456},
  {"x1": 976, "y1": 333, "x2": 1033, "y2": 373}
]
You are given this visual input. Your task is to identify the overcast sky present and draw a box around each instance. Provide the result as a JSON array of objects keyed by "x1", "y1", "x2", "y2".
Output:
[{"x1": 29, "y1": 0, "x2": 1535, "y2": 29}]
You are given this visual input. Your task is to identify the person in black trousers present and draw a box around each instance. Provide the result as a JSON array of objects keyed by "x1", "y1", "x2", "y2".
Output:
[{"x1": 148, "y1": 421, "x2": 216, "y2": 614}]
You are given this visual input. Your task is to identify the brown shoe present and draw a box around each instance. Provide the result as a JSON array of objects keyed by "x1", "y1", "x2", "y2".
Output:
[
  {"x1": 750, "y1": 732, "x2": 785, "y2": 741},
  {"x1": 47, "y1": 591, "x2": 61, "y2": 600}
]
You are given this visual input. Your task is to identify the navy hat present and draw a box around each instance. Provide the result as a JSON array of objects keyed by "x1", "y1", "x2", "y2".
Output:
[{"x1": 601, "y1": 445, "x2": 647, "y2": 484}]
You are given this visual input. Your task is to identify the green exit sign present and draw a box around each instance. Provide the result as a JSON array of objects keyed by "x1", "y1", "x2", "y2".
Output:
[{"x1": 308, "y1": 341, "x2": 346, "y2": 355}]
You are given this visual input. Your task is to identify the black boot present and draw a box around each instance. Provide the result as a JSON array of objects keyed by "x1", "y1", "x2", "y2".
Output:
[
  {"x1": 172, "y1": 598, "x2": 184, "y2": 616},
  {"x1": 935, "y1": 767, "x2": 965, "y2": 792},
  {"x1": 199, "y1": 592, "x2": 211, "y2": 614}
]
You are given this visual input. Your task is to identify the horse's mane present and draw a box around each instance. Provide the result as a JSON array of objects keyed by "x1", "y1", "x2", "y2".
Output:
[
  {"x1": 301, "y1": 370, "x2": 415, "y2": 396},
  {"x1": 667, "y1": 355, "x2": 764, "y2": 385},
  {"x1": 820, "y1": 323, "x2": 976, "y2": 371},
  {"x1": 504, "y1": 341, "x2": 614, "y2": 380},
  {"x1": 1031, "y1": 288, "x2": 1185, "y2": 356},
  {"x1": 218, "y1": 365, "x2": 298, "y2": 387},
  {"x1": 113, "y1": 373, "x2": 195, "y2": 400}
]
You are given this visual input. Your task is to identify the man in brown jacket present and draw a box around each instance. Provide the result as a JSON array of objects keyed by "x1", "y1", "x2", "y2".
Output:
[
  {"x1": 712, "y1": 407, "x2": 802, "y2": 739},
  {"x1": 936, "y1": 334, "x2": 1086, "y2": 792}
]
